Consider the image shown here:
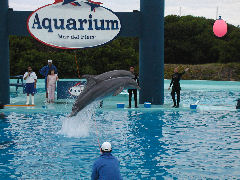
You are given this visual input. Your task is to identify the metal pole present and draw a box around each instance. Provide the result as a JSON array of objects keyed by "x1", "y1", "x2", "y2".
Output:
[
  {"x1": 139, "y1": 0, "x2": 165, "y2": 105},
  {"x1": 0, "y1": 0, "x2": 10, "y2": 104}
]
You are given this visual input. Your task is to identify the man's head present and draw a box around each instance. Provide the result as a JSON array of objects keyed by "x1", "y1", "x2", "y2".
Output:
[
  {"x1": 48, "y1": 60, "x2": 53, "y2": 66},
  {"x1": 101, "y1": 142, "x2": 112, "y2": 153},
  {"x1": 130, "y1": 66, "x2": 134, "y2": 73},
  {"x1": 174, "y1": 67, "x2": 179, "y2": 73},
  {"x1": 28, "y1": 66, "x2": 32, "y2": 72}
]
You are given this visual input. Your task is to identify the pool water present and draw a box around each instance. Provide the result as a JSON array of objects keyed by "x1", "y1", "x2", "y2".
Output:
[{"x1": 1, "y1": 79, "x2": 240, "y2": 179}]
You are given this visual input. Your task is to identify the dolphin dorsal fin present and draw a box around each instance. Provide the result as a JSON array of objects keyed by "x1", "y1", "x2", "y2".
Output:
[
  {"x1": 82, "y1": 74, "x2": 95, "y2": 79},
  {"x1": 82, "y1": 75, "x2": 100, "y2": 86},
  {"x1": 113, "y1": 87, "x2": 124, "y2": 96}
]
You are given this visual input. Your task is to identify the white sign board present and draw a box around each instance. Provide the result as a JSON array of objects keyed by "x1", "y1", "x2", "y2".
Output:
[{"x1": 27, "y1": 0, "x2": 121, "y2": 49}]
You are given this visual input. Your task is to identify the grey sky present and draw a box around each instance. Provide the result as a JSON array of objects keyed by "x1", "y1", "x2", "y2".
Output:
[{"x1": 9, "y1": 0, "x2": 240, "y2": 26}]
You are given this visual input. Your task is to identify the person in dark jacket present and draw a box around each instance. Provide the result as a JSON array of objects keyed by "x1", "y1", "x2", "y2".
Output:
[
  {"x1": 39, "y1": 60, "x2": 58, "y2": 100},
  {"x1": 91, "y1": 142, "x2": 122, "y2": 180},
  {"x1": 0, "y1": 102, "x2": 6, "y2": 119},
  {"x1": 128, "y1": 66, "x2": 139, "y2": 108},
  {"x1": 236, "y1": 99, "x2": 240, "y2": 109},
  {"x1": 168, "y1": 67, "x2": 189, "y2": 108},
  {"x1": 0, "y1": 102, "x2": 4, "y2": 109}
]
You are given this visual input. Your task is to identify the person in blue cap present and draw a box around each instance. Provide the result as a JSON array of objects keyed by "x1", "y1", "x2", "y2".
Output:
[
  {"x1": 91, "y1": 142, "x2": 122, "y2": 180},
  {"x1": 39, "y1": 60, "x2": 58, "y2": 101}
]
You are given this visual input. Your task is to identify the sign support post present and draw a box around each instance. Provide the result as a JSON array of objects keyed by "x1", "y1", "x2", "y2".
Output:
[
  {"x1": 0, "y1": 0, "x2": 10, "y2": 104},
  {"x1": 139, "y1": 0, "x2": 165, "y2": 105}
]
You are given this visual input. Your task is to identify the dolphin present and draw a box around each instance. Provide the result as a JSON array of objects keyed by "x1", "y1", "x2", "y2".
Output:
[
  {"x1": 80, "y1": 70, "x2": 135, "y2": 97},
  {"x1": 70, "y1": 77, "x2": 140, "y2": 117},
  {"x1": 82, "y1": 70, "x2": 134, "y2": 87}
]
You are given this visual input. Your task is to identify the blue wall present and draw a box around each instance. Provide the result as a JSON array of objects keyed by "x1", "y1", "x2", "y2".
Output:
[
  {"x1": 0, "y1": 0, "x2": 10, "y2": 104},
  {"x1": 139, "y1": 0, "x2": 165, "y2": 104}
]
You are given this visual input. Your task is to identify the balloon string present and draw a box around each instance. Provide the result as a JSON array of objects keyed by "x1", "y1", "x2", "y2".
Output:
[
  {"x1": 74, "y1": 52, "x2": 81, "y2": 79},
  {"x1": 218, "y1": 0, "x2": 223, "y2": 17}
]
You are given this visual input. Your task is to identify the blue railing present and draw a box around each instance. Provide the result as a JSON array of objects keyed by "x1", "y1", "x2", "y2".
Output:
[{"x1": 10, "y1": 75, "x2": 25, "y2": 92}]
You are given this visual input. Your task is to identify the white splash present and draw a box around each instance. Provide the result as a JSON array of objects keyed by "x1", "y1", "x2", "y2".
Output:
[{"x1": 57, "y1": 101, "x2": 100, "y2": 138}]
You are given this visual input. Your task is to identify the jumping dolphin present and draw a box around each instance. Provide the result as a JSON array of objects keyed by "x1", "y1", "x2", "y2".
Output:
[
  {"x1": 70, "y1": 77, "x2": 140, "y2": 117},
  {"x1": 82, "y1": 70, "x2": 134, "y2": 87},
  {"x1": 80, "y1": 70, "x2": 135, "y2": 97}
]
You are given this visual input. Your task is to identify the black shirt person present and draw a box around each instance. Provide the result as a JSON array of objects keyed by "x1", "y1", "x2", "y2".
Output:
[
  {"x1": 168, "y1": 67, "x2": 189, "y2": 108},
  {"x1": 0, "y1": 101, "x2": 6, "y2": 119},
  {"x1": 236, "y1": 99, "x2": 240, "y2": 109},
  {"x1": 128, "y1": 67, "x2": 139, "y2": 108},
  {"x1": 0, "y1": 102, "x2": 4, "y2": 109}
]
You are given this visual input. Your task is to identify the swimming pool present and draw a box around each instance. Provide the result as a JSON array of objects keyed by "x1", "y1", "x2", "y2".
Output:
[{"x1": 1, "y1": 79, "x2": 240, "y2": 179}]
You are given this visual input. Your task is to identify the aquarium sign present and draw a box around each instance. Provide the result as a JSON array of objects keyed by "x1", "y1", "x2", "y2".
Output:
[{"x1": 27, "y1": 0, "x2": 121, "y2": 49}]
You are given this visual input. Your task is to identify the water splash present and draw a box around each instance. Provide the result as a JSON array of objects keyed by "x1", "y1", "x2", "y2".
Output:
[{"x1": 57, "y1": 101, "x2": 100, "y2": 138}]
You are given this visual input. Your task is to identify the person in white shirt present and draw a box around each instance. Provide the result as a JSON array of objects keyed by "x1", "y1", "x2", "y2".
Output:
[{"x1": 23, "y1": 67, "x2": 37, "y2": 105}]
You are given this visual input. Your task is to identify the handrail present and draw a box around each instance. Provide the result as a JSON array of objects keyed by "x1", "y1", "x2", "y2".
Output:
[
  {"x1": 10, "y1": 75, "x2": 25, "y2": 92},
  {"x1": 10, "y1": 75, "x2": 23, "y2": 78}
]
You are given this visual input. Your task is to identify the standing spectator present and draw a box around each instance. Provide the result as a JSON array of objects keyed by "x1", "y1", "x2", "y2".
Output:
[
  {"x1": 47, "y1": 69, "x2": 59, "y2": 103},
  {"x1": 0, "y1": 102, "x2": 6, "y2": 119},
  {"x1": 23, "y1": 66, "x2": 37, "y2": 105},
  {"x1": 236, "y1": 99, "x2": 240, "y2": 109},
  {"x1": 128, "y1": 66, "x2": 139, "y2": 108},
  {"x1": 168, "y1": 67, "x2": 189, "y2": 108},
  {"x1": 39, "y1": 60, "x2": 58, "y2": 101},
  {"x1": 0, "y1": 101, "x2": 3, "y2": 109}
]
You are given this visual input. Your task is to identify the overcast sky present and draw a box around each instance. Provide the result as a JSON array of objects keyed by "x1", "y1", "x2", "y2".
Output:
[{"x1": 9, "y1": 0, "x2": 240, "y2": 26}]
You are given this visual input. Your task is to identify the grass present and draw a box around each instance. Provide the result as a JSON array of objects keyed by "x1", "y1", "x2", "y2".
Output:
[{"x1": 165, "y1": 63, "x2": 240, "y2": 81}]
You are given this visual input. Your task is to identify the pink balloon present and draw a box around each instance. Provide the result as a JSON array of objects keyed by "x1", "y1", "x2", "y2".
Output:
[{"x1": 213, "y1": 18, "x2": 228, "y2": 37}]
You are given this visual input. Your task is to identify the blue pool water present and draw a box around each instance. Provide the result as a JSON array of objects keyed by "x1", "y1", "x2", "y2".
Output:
[{"x1": 1, "y1": 79, "x2": 240, "y2": 179}]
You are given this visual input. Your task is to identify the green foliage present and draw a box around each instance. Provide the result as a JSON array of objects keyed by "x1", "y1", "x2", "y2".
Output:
[
  {"x1": 165, "y1": 63, "x2": 240, "y2": 81},
  {"x1": 9, "y1": 15, "x2": 240, "y2": 78},
  {"x1": 164, "y1": 15, "x2": 240, "y2": 64}
]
